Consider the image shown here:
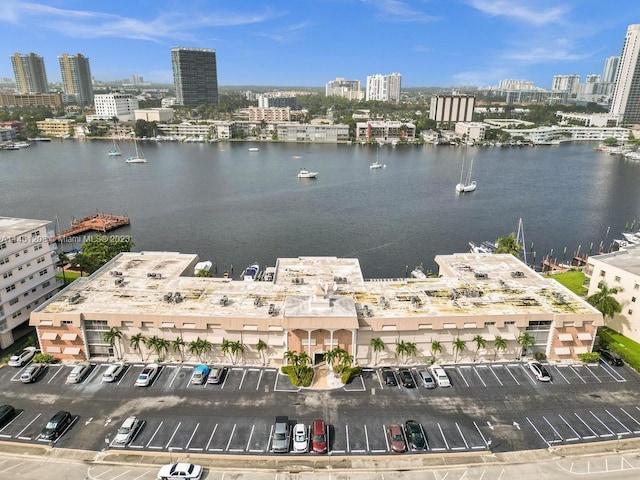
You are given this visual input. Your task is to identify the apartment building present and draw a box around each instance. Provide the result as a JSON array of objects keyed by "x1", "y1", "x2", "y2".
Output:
[
  {"x1": 611, "y1": 24, "x2": 640, "y2": 124},
  {"x1": 133, "y1": 108, "x2": 174, "y2": 122},
  {"x1": 585, "y1": 245, "x2": 640, "y2": 344},
  {"x1": 0, "y1": 217, "x2": 61, "y2": 349},
  {"x1": 58, "y1": 53, "x2": 94, "y2": 106},
  {"x1": 429, "y1": 95, "x2": 475, "y2": 123},
  {"x1": 503, "y1": 125, "x2": 630, "y2": 144},
  {"x1": 326, "y1": 78, "x2": 364, "y2": 101},
  {"x1": 171, "y1": 47, "x2": 219, "y2": 107},
  {"x1": 11, "y1": 53, "x2": 49, "y2": 94},
  {"x1": 248, "y1": 107, "x2": 291, "y2": 122},
  {"x1": 366, "y1": 73, "x2": 401, "y2": 103},
  {"x1": 90, "y1": 93, "x2": 140, "y2": 122},
  {"x1": 355, "y1": 121, "x2": 416, "y2": 143},
  {"x1": 31, "y1": 252, "x2": 601, "y2": 363},
  {"x1": 454, "y1": 122, "x2": 487, "y2": 142},
  {"x1": 35, "y1": 118, "x2": 75, "y2": 138},
  {"x1": 0, "y1": 93, "x2": 63, "y2": 109}
]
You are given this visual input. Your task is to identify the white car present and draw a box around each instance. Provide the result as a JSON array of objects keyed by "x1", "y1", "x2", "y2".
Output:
[
  {"x1": 113, "y1": 415, "x2": 142, "y2": 446},
  {"x1": 66, "y1": 362, "x2": 91, "y2": 384},
  {"x1": 429, "y1": 365, "x2": 451, "y2": 387},
  {"x1": 102, "y1": 362, "x2": 125, "y2": 383},
  {"x1": 8, "y1": 346, "x2": 37, "y2": 367},
  {"x1": 135, "y1": 364, "x2": 159, "y2": 387},
  {"x1": 528, "y1": 361, "x2": 552, "y2": 382},
  {"x1": 156, "y1": 462, "x2": 203, "y2": 480},
  {"x1": 292, "y1": 423, "x2": 308, "y2": 453},
  {"x1": 20, "y1": 363, "x2": 46, "y2": 383}
]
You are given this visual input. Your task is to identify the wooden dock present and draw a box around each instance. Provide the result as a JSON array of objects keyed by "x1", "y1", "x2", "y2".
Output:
[{"x1": 51, "y1": 213, "x2": 130, "y2": 242}]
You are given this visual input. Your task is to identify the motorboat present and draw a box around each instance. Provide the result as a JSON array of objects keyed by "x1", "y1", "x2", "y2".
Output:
[
  {"x1": 126, "y1": 138, "x2": 147, "y2": 164},
  {"x1": 410, "y1": 266, "x2": 427, "y2": 279},
  {"x1": 456, "y1": 157, "x2": 476, "y2": 193},
  {"x1": 194, "y1": 261, "x2": 213, "y2": 276},
  {"x1": 248, "y1": 147, "x2": 260, "y2": 152},
  {"x1": 3, "y1": 144, "x2": 19, "y2": 150},
  {"x1": 243, "y1": 263, "x2": 260, "y2": 281},
  {"x1": 622, "y1": 232, "x2": 640, "y2": 244},
  {"x1": 13, "y1": 142, "x2": 31, "y2": 148},
  {"x1": 469, "y1": 241, "x2": 492, "y2": 254},
  {"x1": 297, "y1": 168, "x2": 318, "y2": 179}
]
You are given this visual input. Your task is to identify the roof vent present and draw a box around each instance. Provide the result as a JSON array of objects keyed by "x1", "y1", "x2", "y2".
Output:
[
  {"x1": 115, "y1": 277, "x2": 124, "y2": 286},
  {"x1": 220, "y1": 295, "x2": 229, "y2": 306},
  {"x1": 68, "y1": 293, "x2": 81, "y2": 304},
  {"x1": 474, "y1": 272, "x2": 488, "y2": 279},
  {"x1": 511, "y1": 271, "x2": 525, "y2": 278}
]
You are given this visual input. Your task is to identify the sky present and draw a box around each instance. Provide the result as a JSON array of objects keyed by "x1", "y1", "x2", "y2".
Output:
[{"x1": 1, "y1": 0, "x2": 640, "y2": 89}]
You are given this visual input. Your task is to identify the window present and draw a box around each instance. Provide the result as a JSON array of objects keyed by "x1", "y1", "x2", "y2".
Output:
[
  {"x1": 0, "y1": 242, "x2": 6, "y2": 250},
  {"x1": 5, "y1": 284, "x2": 15, "y2": 293},
  {"x1": 563, "y1": 321, "x2": 575, "y2": 327},
  {"x1": 418, "y1": 324, "x2": 432, "y2": 329},
  {"x1": 633, "y1": 297, "x2": 637, "y2": 303},
  {"x1": 9, "y1": 298, "x2": 19, "y2": 305},
  {"x1": 505, "y1": 321, "x2": 515, "y2": 326},
  {"x1": 635, "y1": 284, "x2": 639, "y2": 290},
  {"x1": 599, "y1": 270, "x2": 606, "y2": 277},
  {"x1": 42, "y1": 281, "x2": 50, "y2": 288},
  {"x1": 629, "y1": 309, "x2": 634, "y2": 315},
  {"x1": 39, "y1": 268, "x2": 48, "y2": 276},
  {"x1": 485, "y1": 321, "x2": 496, "y2": 326},
  {"x1": 615, "y1": 276, "x2": 621, "y2": 282},
  {"x1": 443, "y1": 323, "x2": 456, "y2": 329},
  {"x1": 62, "y1": 320, "x2": 73, "y2": 325},
  {"x1": 14, "y1": 253, "x2": 19, "y2": 258},
  {"x1": 2, "y1": 271, "x2": 12, "y2": 279}
]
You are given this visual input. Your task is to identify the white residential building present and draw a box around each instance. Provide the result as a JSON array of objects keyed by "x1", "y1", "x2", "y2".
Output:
[
  {"x1": 366, "y1": 73, "x2": 401, "y2": 102},
  {"x1": 90, "y1": 93, "x2": 140, "y2": 122},
  {"x1": 611, "y1": 24, "x2": 640, "y2": 124},
  {"x1": 504, "y1": 125, "x2": 630, "y2": 144},
  {"x1": 134, "y1": 108, "x2": 174, "y2": 122},
  {"x1": 429, "y1": 95, "x2": 475, "y2": 123},
  {"x1": 326, "y1": 78, "x2": 364, "y2": 100},
  {"x1": 0, "y1": 217, "x2": 61, "y2": 349},
  {"x1": 603, "y1": 56, "x2": 620, "y2": 84},
  {"x1": 585, "y1": 245, "x2": 640, "y2": 344},
  {"x1": 551, "y1": 74, "x2": 580, "y2": 94},
  {"x1": 454, "y1": 122, "x2": 487, "y2": 142}
]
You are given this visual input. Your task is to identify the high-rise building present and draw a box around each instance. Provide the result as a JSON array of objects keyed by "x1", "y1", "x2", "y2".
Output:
[
  {"x1": 58, "y1": 53, "x2": 94, "y2": 105},
  {"x1": 366, "y1": 73, "x2": 401, "y2": 102},
  {"x1": 611, "y1": 24, "x2": 640, "y2": 124},
  {"x1": 11, "y1": 53, "x2": 49, "y2": 94},
  {"x1": 91, "y1": 93, "x2": 139, "y2": 122},
  {"x1": 326, "y1": 78, "x2": 364, "y2": 100},
  {"x1": 602, "y1": 56, "x2": 620, "y2": 84},
  {"x1": 171, "y1": 47, "x2": 219, "y2": 107},
  {"x1": 429, "y1": 95, "x2": 475, "y2": 123},
  {"x1": 551, "y1": 74, "x2": 580, "y2": 93}
]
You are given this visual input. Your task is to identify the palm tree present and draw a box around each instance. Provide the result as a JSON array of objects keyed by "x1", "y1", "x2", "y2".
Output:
[
  {"x1": 395, "y1": 341, "x2": 407, "y2": 364},
  {"x1": 495, "y1": 232, "x2": 522, "y2": 257},
  {"x1": 472, "y1": 334, "x2": 486, "y2": 362},
  {"x1": 452, "y1": 337, "x2": 467, "y2": 363},
  {"x1": 403, "y1": 342, "x2": 417, "y2": 365},
  {"x1": 256, "y1": 339, "x2": 268, "y2": 366},
  {"x1": 370, "y1": 338, "x2": 385, "y2": 366},
  {"x1": 323, "y1": 348, "x2": 339, "y2": 369},
  {"x1": 129, "y1": 333, "x2": 146, "y2": 361},
  {"x1": 145, "y1": 336, "x2": 160, "y2": 360},
  {"x1": 283, "y1": 349, "x2": 297, "y2": 366},
  {"x1": 228, "y1": 340, "x2": 245, "y2": 365},
  {"x1": 221, "y1": 338, "x2": 232, "y2": 364},
  {"x1": 431, "y1": 340, "x2": 443, "y2": 362},
  {"x1": 103, "y1": 327, "x2": 123, "y2": 359},
  {"x1": 171, "y1": 337, "x2": 186, "y2": 362},
  {"x1": 517, "y1": 332, "x2": 535, "y2": 359},
  {"x1": 494, "y1": 336, "x2": 508, "y2": 361},
  {"x1": 156, "y1": 338, "x2": 170, "y2": 362},
  {"x1": 587, "y1": 282, "x2": 623, "y2": 319},
  {"x1": 188, "y1": 338, "x2": 204, "y2": 363}
]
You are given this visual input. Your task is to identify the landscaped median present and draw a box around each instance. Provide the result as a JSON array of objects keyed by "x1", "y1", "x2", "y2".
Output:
[{"x1": 598, "y1": 326, "x2": 640, "y2": 372}]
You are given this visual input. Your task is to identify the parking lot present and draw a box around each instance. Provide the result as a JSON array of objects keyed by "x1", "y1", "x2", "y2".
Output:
[{"x1": 0, "y1": 359, "x2": 639, "y2": 456}]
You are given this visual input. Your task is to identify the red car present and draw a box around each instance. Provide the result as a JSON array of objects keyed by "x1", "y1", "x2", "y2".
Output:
[
  {"x1": 311, "y1": 419, "x2": 327, "y2": 453},
  {"x1": 386, "y1": 423, "x2": 407, "y2": 453}
]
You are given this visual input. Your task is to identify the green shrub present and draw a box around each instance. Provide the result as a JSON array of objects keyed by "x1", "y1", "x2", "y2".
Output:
[
  {"x1": 578, "y1": 352, "x2": 600, "y2": 363},
  {"x1": 280, "y1": 365, "x2": 314, "y2": 387},
  {"x1": 598, "y1": 326, "x2": 640, "y2": 372},
  {"x1": 33, "y1": 353, "x2": 56, "y2": 364},
  {"x1": 340, "y1": 366, "x2": 362, "y2": 384},
  {"x1": 533, "y1": 351, "x2": 547, "y2": 362}
]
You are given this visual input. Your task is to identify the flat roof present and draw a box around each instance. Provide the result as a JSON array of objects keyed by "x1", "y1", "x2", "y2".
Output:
[
  {"x1": 0, "y1": 216, "x2": 51, "y2": 238},
  {"x1": 34, "y1": 251, "x2": 602, "y2": 325},
  {"x1": 589, "y1": 244, "x2": 640, "y2": 277}
]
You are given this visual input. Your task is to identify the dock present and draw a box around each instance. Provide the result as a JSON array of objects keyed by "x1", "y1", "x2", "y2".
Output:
[{"x1": 51, "y1": 213, "x2": 130, "y2": 242}]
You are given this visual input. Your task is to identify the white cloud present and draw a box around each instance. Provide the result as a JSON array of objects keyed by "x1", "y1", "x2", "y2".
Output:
[
  {"x1": 466, "y1": 0, "x2": 568, "y2": 26},
  {"x1": 360, "y1": 0, "x2": 439, "y2": 22},
  {"x1": 451, "y1": 68, "x2": 511, "y2": 86},
  {"x1": 502, "y1": 40, "x2": 590, "y2": 64}
]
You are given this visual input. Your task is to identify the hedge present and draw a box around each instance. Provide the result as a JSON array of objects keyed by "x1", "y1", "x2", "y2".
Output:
[{"x1": 598, "y1": 326, "x2": 640, "y2": 372}]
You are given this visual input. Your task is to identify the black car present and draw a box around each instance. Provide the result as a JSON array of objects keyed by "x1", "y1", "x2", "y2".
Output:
[
  {"x1": 0, "y1": 405, "x2": 16, "y2": 427},
  {"x1": 398, "y1": 368, "x2": 416, "y2": 388},
  {"x1": 405, "y1": 419, "x2": 427, "y2": 450},
  {"x1": 40, "y1": 411, "x2": 73, "y2": 441},
  {"x1": 381, "y1": 367, "x2": 397, "y2": 386},
  {"x1": 600, "y1": 349, "x2": 623, "y2": 366}
]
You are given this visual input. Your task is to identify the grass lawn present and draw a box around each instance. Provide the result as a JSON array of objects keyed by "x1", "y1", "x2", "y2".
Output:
[
  {"x1": 598, "y1": 326, "x2": 640, "y2": 372},
  {"x1": 56, "y1": 270, "x2": 85, "y2": 285},
  {"x1": 544, "y1": 270, "x2": 588, "y2": 297}
]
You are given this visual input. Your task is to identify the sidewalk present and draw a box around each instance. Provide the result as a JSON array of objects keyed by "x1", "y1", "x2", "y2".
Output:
[{"x1": 310, "y1": 366, "x2": 344, "y2": 390}]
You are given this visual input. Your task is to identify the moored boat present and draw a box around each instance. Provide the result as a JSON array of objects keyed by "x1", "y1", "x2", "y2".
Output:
[
  {"x1": 243, "y1": 263, "x2": 260, "y2": 281},
  {"x1": 248, "y1": 147, "x2": 260, "y2": 152},
  {"x1": 297, "y1": 168, "x2": 318, "y2": 179},
  {"x1": 410, "y1": 266, "x2": 427, "y2": 279},
  {"x1": 369, "y1": 161, "x2": 385, "y2": 169}
]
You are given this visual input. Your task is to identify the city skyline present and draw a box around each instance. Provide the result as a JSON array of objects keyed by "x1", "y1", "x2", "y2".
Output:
[{"x1": 1, "y1": 1, "x2": 640, "y2": 88}]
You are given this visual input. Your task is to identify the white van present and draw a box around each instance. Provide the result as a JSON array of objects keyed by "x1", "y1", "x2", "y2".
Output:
[{"x1": 429, "y1": 365, "x2": 451, "y2": 387}]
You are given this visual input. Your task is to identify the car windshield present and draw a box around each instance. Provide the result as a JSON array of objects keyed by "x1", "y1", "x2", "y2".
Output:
[
  {"x1": 118, "y1": 426, "x2": 130, "y2": 434},
  {"x1": 138, "y1": 374, "x2": 148, "y2": 379},
  {"x1": 313, "y1": 434, "x2": 325, "y2": 442},
  {"x1": 274, "y1": 433, "x2": 286, "y2": 440},
  {"x1": 392, "y1": 432, "x2": 403, "y2": 441},
  {"x1": 46, "y1": 420, "x2": 58, "y2": 429},
  {"x1": 295, "y1": 433, "x2": 305, "y2": 441}
]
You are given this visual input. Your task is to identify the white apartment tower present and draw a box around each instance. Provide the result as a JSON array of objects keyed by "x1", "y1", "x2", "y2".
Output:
[
  {"x1": 602, "y1": 56, "x2": 620, "y2": 84},
  {"x1": 611, "y1": 24, "x2": 640, "y2": 124},
  {"x1": 366, "y1": 73, "x2": 402, "y2": 102},
  {"x1": 326, "y1": 78, "x2": 364, "y2": 100},
  {"x1": 93, "y1": 93, "x2": 140, "y2": 122},
  {"x1": 429, "y1": 95, "x2": 475, "y2": 123},
  {"x1": 551, "y1": 74, "x2": 580, "y2": 93},
  {"x1": 0, "y1": 217, "x2": 61, "y2": 349}
]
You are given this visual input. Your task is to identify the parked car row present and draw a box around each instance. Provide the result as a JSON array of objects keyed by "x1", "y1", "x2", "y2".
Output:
[
  {"x1": 386, "y1": 420, "x2": 428, "y2": 453},
  {"x1": 0, "y1": 404, "x2": 74, "y2": 442},
  {"x1": 381, "y1": 366, "x2": 450, "y2": 388},
  {"x1": 271, "y1": 417, "x2": 327, "y2": 454}
]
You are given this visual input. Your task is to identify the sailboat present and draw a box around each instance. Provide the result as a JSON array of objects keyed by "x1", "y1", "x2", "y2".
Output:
[
  {"x1": 455, "y1": 157, "x2": 476, "y2": 193},
  {"x1": 107, "y1": 138, "x2": 121, "y2": 156},
  {"x1": 126, "y1": 138, "x2": 147, "y2": 164}
]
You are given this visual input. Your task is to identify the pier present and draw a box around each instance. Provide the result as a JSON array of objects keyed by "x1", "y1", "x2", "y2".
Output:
[{"x1": 50, "y1": 213, "x2": 130, "y2": 242}]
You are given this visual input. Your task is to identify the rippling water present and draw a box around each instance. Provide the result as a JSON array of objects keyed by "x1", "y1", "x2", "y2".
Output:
[{"x1": 1, "y1": 139, "x2": 639, "y2": 278}]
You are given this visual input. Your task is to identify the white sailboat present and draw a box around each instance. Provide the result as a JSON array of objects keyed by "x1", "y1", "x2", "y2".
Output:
[
  {"x1": 108, "y1": 138, "x2": 121, "y2": 156},
  {"x1": 455, "y1": 157, "x2": 476, "y2": 193},
  {"x1": 126, "y1": 138, "x2": 147, "y2": 164}
]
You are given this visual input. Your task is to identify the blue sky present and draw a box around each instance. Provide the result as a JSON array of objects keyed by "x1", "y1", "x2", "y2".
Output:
[{"x1": 1, "y1": 0, "x2": 640, "y2": 88}]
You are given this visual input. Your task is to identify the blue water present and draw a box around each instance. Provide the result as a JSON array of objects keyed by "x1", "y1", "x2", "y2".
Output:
[{"x1": 1, "y1": 139, "x2": 639, "y2": 278}]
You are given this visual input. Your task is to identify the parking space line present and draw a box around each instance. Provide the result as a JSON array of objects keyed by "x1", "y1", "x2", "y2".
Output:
[
  {"x1": 225, "y1": 424, "x2": 237, "y2": 451},
  {"x1": 238, "y1": 369, "x2": 247, "y2": 389},
  {"x1": 573, "y1": 412, "x2": 598, "y2": 439},
  {"x1": 605, "y1": 410, "x2": 632, "y2": 434},
  {"x1": 245, "y1": 424, "x2": 255, "y2": 452},
  {"x1": 167, "y1": 366, "x2": 181, "y2": 388},
  {"x1": 362, "y1": 424, "x2": 369, "y2": 452},
  {"x1": 501, "y1": 365, "x2": 520, "y2": 385},
  {"x1": 374, "y1": 370, "x2": 384, "y2": 389},
  {"x1": 84, "y1": 364, "x2": 102, "y2": 384},
  {"x1": 542, "y1": 416, "x2": 563, "y2": 442},
  {"x1": 110, "y1": 470, "x2": 132, "y2": 480},
  {"x1": 16, "y1": 412, "x2": 41, "y2": 440},
  {"x1": 206, "y1": 424, "x2": 219, "y2": 451},
  {"x1": 598, "y1": 361, "x2": 627, "y2": 382},
  {"x1": 581, "y1": 366, "x2": 602, "y2": 383},
  {"x1": 455, "y1": 366, "x2": 471, "y2": 387},
  {"x1": 520, "y1": 364, "x2": 539, "y2": 385},
  {"x1": 47, "y1": 364, "x2": 65, "y2": 384},
  {"x1": 558, "y1": 414, "x2": 580, "y2": 441},
  {"x1": 552, "y1": 366, "x2": 571, "y2": 384},
  {"x1": 526, "y1": 417, "x2": 551, "y2": 447},
  {"x1": 117, "y1": 365, "x2": 132, "y2": 386},
  {"x1": 473, "y1": 421, "x2": 490, "y2": 448},
  {"x1": 256, "y1": 369, "x2": 264, "y2": 390},
  {"x1": 382, "y1": 424, "x2": 389, "y2": 452},
  {"x1": 0, "y1": 462, "x2": 25, "y2": 473},
  {"x1": 473, "y1": 368, "x2": 487, "y2": 387},
  {"x1": 485, "y1": 366, "x2": 503, "y2": 386},
  {"x1": 145, "y1": 421, "x2": 164, "y2": 448},
  {"x1": 437, "y1": 423, "x2": 449, "y2": 450},
  {"x1": 620, "y1": 408, "x2": 640, "y2": 433},
  {"x1": 570, "y1": 366, "x2": 587, "y2": 384},
  {"x1": 185, "y1": 423, "x2": 200, "y2": 450},
  {"x1": 455, "y1": 422, "x2": 470, "y2": 450},
  {"x1": 132, "y1": 472, "x2": 153, "y2": 480},
  {"x1": 0, "y1": 410, "x2": 24, "y2": 433},
  {"x1": 589, "y1": 411, "x2": 615, "y2": 437}
]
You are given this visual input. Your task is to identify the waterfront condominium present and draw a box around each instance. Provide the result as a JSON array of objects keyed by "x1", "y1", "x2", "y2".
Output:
[
  {"x1": 429, "y1": 94, "x2": 475, "y2": 123},
  {"x1": 11, "y1": 52, "x2": 49, "y2": 94},
  {"x1": 58, "y1": 53, "x2": 94, "y2": 106},
  {"x1": 171, "y1": 47, "x2": 219, "y2": 107},
  {"x1": 0, "y1": 217, "x2": 61, "y2": 349},
  {"x1": 611, "y1": 24, "x2": 640, "y2": 124},
  {"x1": 365, "y1": 73, "x2": 402, "y2": 102}
]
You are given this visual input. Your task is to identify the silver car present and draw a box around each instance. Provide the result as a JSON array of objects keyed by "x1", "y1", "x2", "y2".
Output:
[
  {"x1": 113, "y1": 415, "x2": 142, "y2": 445},
  {"x1": 66, "y1": 362, "x2": 91, "y2": 384},
  {"x1": 417, "y1": 368, "x2": 436, "y2": 389},
  {"x1": 20, "y1": 363, "x2": 45, "y2": 383}
]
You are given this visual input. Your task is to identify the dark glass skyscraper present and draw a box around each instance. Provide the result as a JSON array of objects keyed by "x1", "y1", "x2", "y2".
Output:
[
  {"x1": 11, "y1": 52, "x2": 49, "y2": 94},
  {"x1": 59, "y1": 53, "x2": 94, "y2": 106},
  {"x1": 171, "y1": 47, "x2": 219, "y2": 107}
]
